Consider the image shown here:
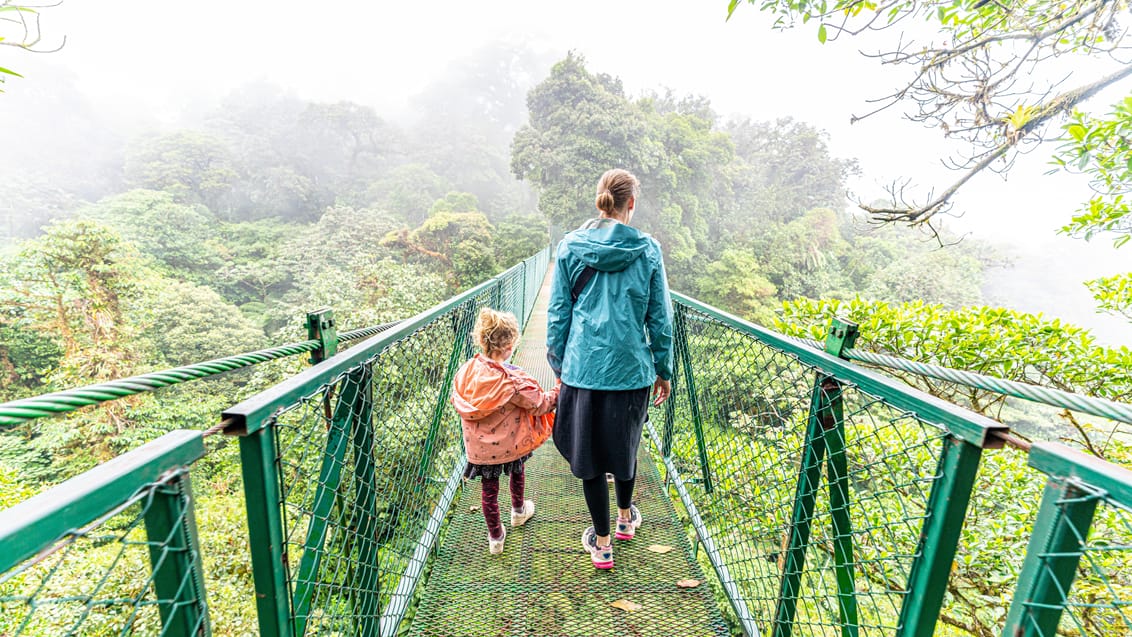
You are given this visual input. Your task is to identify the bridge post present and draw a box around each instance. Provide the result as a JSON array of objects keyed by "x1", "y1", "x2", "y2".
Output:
[
  {"x1": 143, "y1": 470, "x2": 211, "y2": 637},
  {"x1": 349, "y1": 365, "x2": 381, "y2": 636},
  {"x1": 823, "y1": 319, "x2": 859, "y2": 637},
  {"x1": 289, "y1": 368, "x2": 366, "y2": 636},
  {"x1": 676, "y1": 306, "x2": 713, "y2": 494},
  {"x1": 239, "y1": 426, "x2": 292, "y2": 637},
  {"x1": 306, "y1": 308, "x2": 339, "y2": 364},
  {"x1": 1001, "y1": 476, "x2": 1099, "y2": 637},
  {"x1": 774, "y1": 318, "x2": 860, "y2": 637},
  {"x1": 417, "y1": 302, "x2": 473, "y2": 482}
]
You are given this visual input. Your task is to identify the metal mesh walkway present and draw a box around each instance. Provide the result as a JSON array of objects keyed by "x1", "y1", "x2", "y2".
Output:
[{"x1": 406, "y1": 272, "x2": 730, "y2": 637}]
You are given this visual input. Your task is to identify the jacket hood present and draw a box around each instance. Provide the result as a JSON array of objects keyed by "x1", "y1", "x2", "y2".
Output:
[
  {"x1": 566, "y1": 218, "x2": 651, "y2": 273},
  {"x1": 451, "y1": 355, "x2": 514, "y2": 420}
]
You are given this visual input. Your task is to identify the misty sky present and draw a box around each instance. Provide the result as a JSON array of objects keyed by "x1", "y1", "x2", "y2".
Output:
[{"x1": 2, "y1": 0, "x2": 1129, "y2": 341}]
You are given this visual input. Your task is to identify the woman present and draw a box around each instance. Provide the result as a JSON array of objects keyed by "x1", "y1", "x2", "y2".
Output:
[{"x1": 546, "y1": 168, "x2": 673, "y2": 570}]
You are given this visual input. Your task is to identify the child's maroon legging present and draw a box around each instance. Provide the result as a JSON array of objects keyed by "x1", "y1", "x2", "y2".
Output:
[{"x1": 482, "y1": 470, "x2": 526, "y2": 540}]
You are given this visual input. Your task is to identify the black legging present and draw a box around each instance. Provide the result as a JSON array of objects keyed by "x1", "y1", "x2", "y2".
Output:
[{"x1": 582, "y1": 474, "x2": 636, "y2": 538}]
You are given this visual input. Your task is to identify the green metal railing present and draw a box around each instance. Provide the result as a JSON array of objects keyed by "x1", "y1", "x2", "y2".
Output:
[
  {"x1": 654, "y1": 293, "x2": 1132, "y2": 637},
  {"x1": 2, "y1": 242, "x2": 1131, "y2": 637},
  {"x1": 0, "y1": 431, "x2": 208, "y2": 636},
  {"x1": 220, "y1": 248, "x2": 551, "y2": 637},
  {"x1": 0, "y1": 319, "x2": 403, "y2": 429}
]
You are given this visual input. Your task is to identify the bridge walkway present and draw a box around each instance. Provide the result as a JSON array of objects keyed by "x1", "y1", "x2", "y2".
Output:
[{"x1": 405, "y1": 272, "x2": 730, "y2": 637}]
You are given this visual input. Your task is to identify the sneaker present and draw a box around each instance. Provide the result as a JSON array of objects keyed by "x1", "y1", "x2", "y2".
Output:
[
  {"x1": 615, "y1": 504, "x2": 642, "y2": 541},
  {"x1": 581, "y1": 526, "x2": 613, "y2": 569},
  {"x1": 511, "y1": 500, "x2": 535, "y2": 527},
  {"x1": 488, "y1": 526, "x2": 506, "y2": 555}
]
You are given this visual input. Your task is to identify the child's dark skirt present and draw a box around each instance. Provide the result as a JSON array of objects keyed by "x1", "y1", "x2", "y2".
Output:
[{"x1": 463, "y1": 453, "x2": 532, "y2": 480}]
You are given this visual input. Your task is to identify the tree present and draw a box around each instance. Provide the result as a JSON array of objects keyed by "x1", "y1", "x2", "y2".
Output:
[
  {"x1": 492, "y1": 213, "x2": 549, "y2": 267},
  {"x1": 293, "y1": 101, "x2": 401, "y2": 204},
  {"x1": 81, "y1": 190, "x2": 223, "y2": 279},
  {"x1": 724, "y1": 117, "x2": 858, "y2": 229},
  {"x1": 124, "y1": 131, "x2": 237, "y2": 215},
  {"x1": 695, "y1": 248, "x2": 779, "y2": 323},
  {"x1": 130, "y1": 278, "x2": 265, "y2": 367},
  {"x1": 0, "y1": 220, "x2": 141, "y2": 393},
  {"x1": 382, "y1": 209, "x2": 498, "y2": 290},
  {"x1": 731, "y1": 1, "x2": 1132, "y2": 230},
  {"x1": 512, "y1": 53, "x2": 735, "y2": 274},
  {"x1": 365, "y1": 164, "x2": 452, "y2": 225}
]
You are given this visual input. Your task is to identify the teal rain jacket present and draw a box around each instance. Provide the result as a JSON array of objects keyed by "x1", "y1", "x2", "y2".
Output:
[{"x1": 546, "y1": 218, "x2": 674, "y2": 391}]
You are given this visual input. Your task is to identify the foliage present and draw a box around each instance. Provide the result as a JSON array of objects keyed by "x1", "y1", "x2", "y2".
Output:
[
  {"x1": 129, "y1": 278, "x2": 265, "y2": 367},
  {"x1": 1057, "y1": 97, "x2": 1132, "y2": 247},
  {"x1": 776, "y1": 296, "x2": 1132, "y2": 457},
  {"x1": 695, "y1": 249, "x2": 778, "y2": 324},
  {"x1": 1086, "y1": 271, "x2": 1132, "y2": 322},
  {"x1": 0, "y1": 220, "x2": 142, "y2": 385},
  {"x1": 81, "y1": 189, "x2": 224, "y2": 280},
  {"x1": 382, "y1": 209, "x2": 498, "y2": 290},
  {"x1": 124, "y1": 131, "x2": 238, "y2": 215},
  {"x1": 365, "y1": 164, "x2": 452, "y2": 225},
  {"x1": 732, "y1": 0, "x2": 1132, "y2": 231}
]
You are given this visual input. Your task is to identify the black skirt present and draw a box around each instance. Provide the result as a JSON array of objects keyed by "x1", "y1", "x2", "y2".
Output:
[
  {"x1": 463, "y1": 454, "x2": 531, "y2": 481},
  {"x1": 552, "y1": 383, "x2": 650, "y2": 481}
]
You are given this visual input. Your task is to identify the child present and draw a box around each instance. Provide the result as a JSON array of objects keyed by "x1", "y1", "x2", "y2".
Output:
[{"x1": 452, "y1": 307, "x2": 559, "y2": 554}]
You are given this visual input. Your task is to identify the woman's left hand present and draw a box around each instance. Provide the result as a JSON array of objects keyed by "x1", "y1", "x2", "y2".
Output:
[{"x1": 652, "y1": 377, "x2": 671, "y2": 406}]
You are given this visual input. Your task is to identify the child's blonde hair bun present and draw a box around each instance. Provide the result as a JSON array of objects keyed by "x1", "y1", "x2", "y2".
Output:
[{"x1": 473, "y1": 307, "x2": 519, "y2": 356}]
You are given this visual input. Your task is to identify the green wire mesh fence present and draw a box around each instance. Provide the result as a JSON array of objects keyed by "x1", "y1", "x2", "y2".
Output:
[
  {"x1": 0, "y1": 431, "x2": 208, "y2": 637},
  {"x1": 222, "y1": 249, "x2": 550, "y2": 637},
  {"x1": 6, "y1": 242, "x2": 1132, "y2": 637},
  {"x1": 651, "y1": 300, "x2": 975, "y2": 637},
  {"x1": 1003, "y1": 442, "x2": 1132, "y2": 637}
]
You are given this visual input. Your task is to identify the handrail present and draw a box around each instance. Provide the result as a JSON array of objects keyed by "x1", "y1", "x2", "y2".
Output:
[
  {"x1": 222, "y1": 258, "x2": 536, "y2": 436},
  {"x1": 0, "y1": 320, "x2": 402, "y2": 429},
  {"x1": 784, "y1": 335, "x2": 1132, "y2": 425},
  {"x1": 0, "y1": 430, "x2": 205, "y2": 573},
  {"x1": 673, "y1": 292, "x2": 1009, "y2": 447}
]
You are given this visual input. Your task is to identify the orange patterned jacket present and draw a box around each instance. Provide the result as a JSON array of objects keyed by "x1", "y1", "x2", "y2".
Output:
[{"x1": 451, "y1": 354, "x2": 558, "y2": 466}]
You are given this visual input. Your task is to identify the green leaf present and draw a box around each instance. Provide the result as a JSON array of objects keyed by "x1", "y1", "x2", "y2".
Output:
[
  {"x1": 726, "y1": 0, "x2": 740, "y2": 20},
  {"x1": 0, "y1": 67, "x2": 23, "y2": 78},
  {"x1": 818, "y1": 24, "x2": 828, "y2": 44},
  {"x1": 1067, "y1": 123, "x2": 1087, "y2": 141}
]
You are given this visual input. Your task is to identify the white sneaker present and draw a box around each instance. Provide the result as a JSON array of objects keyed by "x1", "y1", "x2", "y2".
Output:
[
  {"x1": 488, "y1": 526, "x2": 506, "y2": 554},
  {"x1": 511, "y1": 500, "x2": 535, "y2": 527}
]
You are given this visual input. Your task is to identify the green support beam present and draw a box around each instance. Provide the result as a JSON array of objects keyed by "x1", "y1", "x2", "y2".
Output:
[
  {"x1": 143, "y1": 471, "x2": 211, "y2": 637},
  {"x1": 290, "y1": 374, "x2": 359, "y2": 636},
  {"x1": 676, "y1": 306, "x2": 713, "y2": 494},
  {"x1": 772, "y1": 377, "x2": 831, "y2": 637},
  {"x1": 1002, "y1": 478, "x2": 1100, "y2": 637},
  {"x1": 349, "y1": 366, "x2": 380, "y2": 636},
  {"x1": 895, "y1": 437, "x2": 984, "y2": 637},
  {"x1": 239, "y1": 426, "x2": 292, "y2": 637},
  {"x1": 417, "y1": 303, "x2": 472, "y2": 482}
]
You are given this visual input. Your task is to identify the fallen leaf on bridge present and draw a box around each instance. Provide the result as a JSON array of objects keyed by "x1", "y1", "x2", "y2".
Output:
[
  {"x1": 647, "y1": 545, "x2": 673, "y2": 554},
  {"x1": 677, "y1": 579, "x2": 701, "y2": 588},
  {"x1": 610, "y1": 599, "x2": 642, "y2": 612}
]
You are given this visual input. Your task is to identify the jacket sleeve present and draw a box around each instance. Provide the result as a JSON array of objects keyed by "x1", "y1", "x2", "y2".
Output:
[
  {"x1": 645, "y1": 250, "x2": 674, "y2": 381},
  {"x1": 510, "y1": 379, "x2": 560, "y2": 416},
  {"x1": 545, "y1": 248, "x2": 573, "y2": 378}
]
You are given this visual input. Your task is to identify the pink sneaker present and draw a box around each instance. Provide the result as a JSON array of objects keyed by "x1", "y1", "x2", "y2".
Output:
[
  {"x1": 615, "y1": 504, "x2": 642, "y2": 540},
  {"x1": 581, "y1": 526, "x2": 613, "y2": 569}
]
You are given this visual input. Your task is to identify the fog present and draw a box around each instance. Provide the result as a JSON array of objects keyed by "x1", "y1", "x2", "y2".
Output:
[{"x1": 1, "y1": 0, "x2": 1128, "y2": 343}]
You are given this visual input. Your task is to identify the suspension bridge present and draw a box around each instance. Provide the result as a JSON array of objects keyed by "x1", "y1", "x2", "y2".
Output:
[{"x1": 0, "y1": 248, "x2": 1129, "y2": 637}]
